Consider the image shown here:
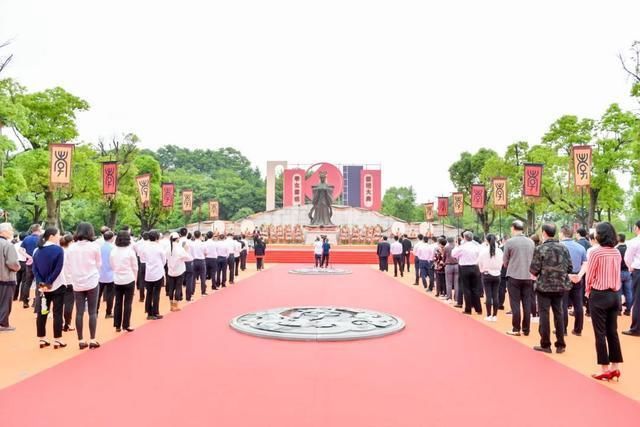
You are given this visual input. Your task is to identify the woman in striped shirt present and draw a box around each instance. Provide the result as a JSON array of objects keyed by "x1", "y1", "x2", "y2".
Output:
[{"x1": 585, "y1": 222, "x2": 623, "y2": 381}]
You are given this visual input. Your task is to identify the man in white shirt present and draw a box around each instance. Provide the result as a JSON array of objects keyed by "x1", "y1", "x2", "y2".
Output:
[
  {"x1": 415, "y1": 236, "x2": 435, "y2": 289},
  {"x1": 623, "y1": 220, "x2": 640, "y2": 336},
  {"x1": 225, "y1": 234, "x2": 237, "y2": 284},
  {"x1": 204, "y1": 231, "x2": 219, "y2": 291},
  {"x1": 452, "y1": 231, "x2": 483, "y2": 315},
  {"x1": 191, "y1": 231, "x2": 208, "y2": 295},
  {"x1": 412, "y1": 234, "x2": 424, "y2": 286},
  {"x1": 390, "y1": 236, "x2": 404, "y2": 277},
  {"x1": 313, "y1": 238, "x2": 323, "y2": 268},
  {"x1": 216, "y1": 235, "x2": 231, "y2": 287},
  {"x1": 179, "y1": 228, "x2": 195, "y2": 301},
  {"x1": 144, "y1": 231, "x2": 167, "y2": 320}
]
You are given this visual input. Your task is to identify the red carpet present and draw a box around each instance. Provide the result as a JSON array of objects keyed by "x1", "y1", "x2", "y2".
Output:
[
  {"x1": 248, "y1": 247, "x2": 380, "y2": 264},
  {"x1": 1, "y1": 265, "x2": 638, "y2": 426}
]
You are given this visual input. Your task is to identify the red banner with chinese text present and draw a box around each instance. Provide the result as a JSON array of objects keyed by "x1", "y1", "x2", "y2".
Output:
[
  {"x1": 471, "y1": 184, "x2": 485, "y2": 210},
  {"x1": 523, "y1": 164, "x2": 543, "y2": 197},
  {"x1": 102, "y1": 162, "x2": 118, "y2": 196},
  {"x1": 437, "y1": 197, "x2": 449, "y2": 217},
  {"x1": 161, "y1": 183, "x2": 175, "y2": 208}
]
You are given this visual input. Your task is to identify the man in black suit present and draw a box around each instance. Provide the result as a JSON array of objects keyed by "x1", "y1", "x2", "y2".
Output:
[
  {"x1": 377, "y1": 236, "x2": 391, "y2": 271},
  {"x1": 402, "y1": 234, "x2": 412, "y2": 273}
]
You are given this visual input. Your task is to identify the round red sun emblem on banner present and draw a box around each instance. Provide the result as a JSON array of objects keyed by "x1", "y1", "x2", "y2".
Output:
[{"x1": 303, "y1": 163, "x2": 343, "y2": 201}]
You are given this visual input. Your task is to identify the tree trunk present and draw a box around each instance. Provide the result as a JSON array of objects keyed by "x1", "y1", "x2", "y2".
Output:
[
  {"x1": 32, "y1": 205, "x2": 43, "y2": 225},
  {"x1": 45, "y1": 190, "x2": 57, "y2": 228},
  {"x1": 588, "y1": 188, "x2": 599, "y2": 228},
  {"x1": 527, "y1": 207, "x2": 536, "y2": 235},
  {"x1": 107, "y1": 207, "x2": 117, "y2": 230}
]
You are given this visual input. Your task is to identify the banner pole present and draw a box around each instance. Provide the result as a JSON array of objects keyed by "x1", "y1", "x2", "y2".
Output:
[{"x1": 581, "y1": 187, "x2": 586, "y2": 228}]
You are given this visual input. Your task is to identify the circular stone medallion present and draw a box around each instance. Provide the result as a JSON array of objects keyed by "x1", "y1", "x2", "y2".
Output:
[
  {"x1": 288, "y1": 267, "x2": 352, "y2": 275},
  {"x1": 230, "y1": 306, "x2": 405, "y2": 341}
]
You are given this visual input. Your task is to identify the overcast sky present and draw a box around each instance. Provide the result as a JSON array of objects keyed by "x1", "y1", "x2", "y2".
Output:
[{"x1": 1, "y1": 0, "x2": 639, "y2": 202}]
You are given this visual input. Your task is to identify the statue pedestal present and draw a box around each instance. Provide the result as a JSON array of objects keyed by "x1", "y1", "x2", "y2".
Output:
[{"x1": 303, "y1": 225, "x2": 339, "y2": 245}]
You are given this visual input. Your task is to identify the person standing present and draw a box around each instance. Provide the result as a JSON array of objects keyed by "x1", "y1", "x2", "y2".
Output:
[
  {"x1": 444, "y1": 237, "x2": 459, "y2": 305},
  {"x1": 321, "y1": 238, "x2": 331, "y2": 268},
  {"x1": 20, "y1": 224, "x2": 41, "y2": 309},
  {"x1": 560, "y1": 225, "x2": 587, "y2": 337},
  {"x1": 12, "y1": 233, "x2": 27, "y2": 301},
  {"x1": 314, "y1": 237, "x2": 323, "y2": 268},
  {"x1": 402, "y1": 234, "x2": 412, "y2": 273},
  {"x1": 576, "y1": 228, "x2": 592, "y2": 251},
  {"x1": 434, "y1": 237, "x2": 447, "y2": 297},
  {"x1": 66, "y1": 222, "x2": 102, "y2": 349},
  {"x1": 216, "y1": 234, "x2": 230, "y2": 287},
  {"x1": 233, "y1": 236, "x2": 242, "y2": 277},
  {"x1": 225, "y1": 234, "x2": 236, "y2": 284},
  {"x1": 167, "y1": 232, "x2": 192, "y2": 312},
  {"x1": 204, "y1": 231, "x2": 218, "y2": 292},
  {"x1": 617, "y1": 234, "x2": 632, "y2": 316},
  {"x1": 144, "y1": 231, "x2": 166, "y2": 320},
  {"x1": 32, "y1": 227, "x2": 66, "y2": 348},
  {"x1": 179, "y1": 228, "x2": 194, "y2": 302},
  {"x1": 0, "y1": 223, "x2": 20, "y2": 332},
  {"x1": 415, "y1": 236, "x2": 434, "y2": 290},
  {"x1": 97, "y1": 230, "x2": 115, "y2": 319},
  {"x1": 478, "y1": 234, "x2": 503, "y2": 321},
  {"x1": 377, "y1": 236, "x2": 391, "y2": 272},
  {"x1": 391, "y1": 236, "x2": 403, "y2": 277},
  {"x1": 110, "y1": 231, "x2": 137, "y2": 332},
  {"x1": 529, "y1": 223, "x2": 572, "y2": 354},
  {"x1": 503, "y1": 220, "x2": 535, "y2": 337},
  {"x1": 622, "y1": 220, "x2": 640, "y2": 337},
  {"x1": 254, "y1": 238, "x2": 266, "y2": 271},
  {"x1": 412, "y1": 234, "x2": 424, "y2": 284},
  {"x1": 59, "y1": 234, "x2": 75, "y2": 332},
  {"x1": 133, "y1": 232, "x2": 149, "y2": 302},
  {"x1": 452, "y1": 231, "x2": 482, "y2": 315},
  {"x1": 191, "y1": 231, "x2": 207, "y2": 296},
  {"x1": 240, "y1": 235, "x2": 248, "y2": 272},
  {"x1": 584, "y1": 222, "x2": 623, "y2": 381}
]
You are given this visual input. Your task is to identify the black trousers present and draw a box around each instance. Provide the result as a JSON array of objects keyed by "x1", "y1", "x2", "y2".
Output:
[
  {"x1": 498, "y1": 273, "x2": 507, "y2": 309},
  {"x1": 628, "y1": 270, "x2": 640, "y2": 333},
  {"x1": 483, "y1": 274, "x2": 500, "y2": 316},
  {"x1": 20, "y1": 264, "x2": 34, "y2": 304},
  {"x1": 234, "y1": 256, "x2": 241, "y2": 276},
  {"x1": 97, "y1": 282, "x2": 115, "y2": 316},
  {"x1": 321, "y1": 254, "x2": 329, "y2": 268},
  {"x1": 227, "y1": 255, "x2": 236, "y2": 284},
  {"x1": 436, "y1": 271, "x2": 446, "y2": 295},
  {"x1": 145, "y1": 278, "x2": 163, "y2": 317},
  {"x1": 63, "y1": 284, "x2": 74, "y2": 328},
  {"x1": 167, "y1": 274, "x2": 184, "y2": 301},
  {"x1": 507, "y1": 278, "x2": 533, "y2": 334},
  {"x1": 205, "y1": 258, "x2": 218, "y2": 289},
  {"x1": 589, "y1": 290, "x2": 623, "y2": 365},
  {"x1": 36, "y1": 286, "x2": 65, "y2": 339},
  {"x1": 193, "y1": 259, "x2": 207, "y2": 294},
  {"x1": 240, "y1": 250, "x2": 247, "y2": 271},
  {"x1": 74, "y1": 287, "x2": 98, "y2": 341},
  {"x1": 316, "y1": 254, "x2": 323, "y2": 268},
  {"x1": 404, "y1": 253, "x2": 411, "y2": 272},
  {"x1": 14, "y1": 261, "x2": 26, "y2": 300},
  {"x1": 216, "y1": 257, "x2": 227, "y2": 286},
  {"x1": 0, "y1": 283, "x2": 15, "y2": 327},
  {"x1": 256, "y1": 257, "x2": 264, "y2": 270},
  {"x1": 113, "y1": 282, "x2": 134, "y2": 329},
  {"x1": 393, "y1": 255, "x2": 403, "y2": 277},
  {"x1": 563, "y1": 281, "x2": 585, "y2": 334},
  {"x1": 537, "y1": 291, "x2": 565, "y2": 349},
  {"x1": 378, "y1": 256, "x2": 389, "y2": 272},
  {"x1": 137, "y1": 262, "x2": 146, "y2": 301},
  {"x1": 459, "y1": 265, "x2": 482, "y2": 314},
  {"x1": 184, "y1": 261, "x2": 194, "y2": 301}
]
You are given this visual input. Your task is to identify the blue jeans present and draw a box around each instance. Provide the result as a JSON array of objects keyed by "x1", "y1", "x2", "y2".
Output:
[
  {"x1": 419, "y1": 260, "x2": 431, "y2": 288},
  {"x1": 620, "y1": 270, "x2": 633, "y2": 312}
]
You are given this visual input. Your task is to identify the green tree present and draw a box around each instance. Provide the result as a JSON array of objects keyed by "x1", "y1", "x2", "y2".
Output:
[{"x1": 381, "y1": 186, "x2": 418, "y2": 221}]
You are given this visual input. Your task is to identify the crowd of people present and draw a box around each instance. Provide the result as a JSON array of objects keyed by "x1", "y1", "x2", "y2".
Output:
[
  {"x1": 377, "y1": 220, "x2": 638, "y2": 381},
  {"x1": 0, "y1": 221, "x2": 268, "y2": 350}
]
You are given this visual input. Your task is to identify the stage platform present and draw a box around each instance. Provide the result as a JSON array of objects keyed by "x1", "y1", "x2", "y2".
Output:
[{"x1": 247, "y1": 244, "x2": 381, "y2": 264}]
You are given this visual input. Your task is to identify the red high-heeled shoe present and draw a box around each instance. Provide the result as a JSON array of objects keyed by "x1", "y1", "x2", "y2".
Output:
[
  {"x1": 609, "y1": 370, "x2": 621, "y2": 381},
  {"x1": 591, "y1": 371, "x2": 613, "y2": 381}
]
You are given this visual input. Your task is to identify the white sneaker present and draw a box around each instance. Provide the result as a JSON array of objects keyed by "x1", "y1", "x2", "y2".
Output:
[
  {"x1": 491, "y1": 316, "x2": 498, "y2": 322},
  {"x1": 531, "y1": 316, "x2": 540, "y2": 324},
  {"x1": 446, "y1": 299, "x2": 453, "y2": 304},
  {"x1": 484, "y1": 316, "x2": 492, "y2": 321}
]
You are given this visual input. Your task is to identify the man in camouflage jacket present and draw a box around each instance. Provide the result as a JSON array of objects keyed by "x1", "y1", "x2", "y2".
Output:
[{"x1": 529, "y1": 223, "x2": 573, "y2": 354}]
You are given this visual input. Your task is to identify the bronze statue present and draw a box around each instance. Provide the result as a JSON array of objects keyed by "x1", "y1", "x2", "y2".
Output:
[{"x1": 308, "y1": 171, "x2": 334, "y2": 225}]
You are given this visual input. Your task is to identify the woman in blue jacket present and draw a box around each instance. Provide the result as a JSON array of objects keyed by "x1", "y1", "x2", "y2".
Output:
[{"x1": 32, "y1": 227, "x2": 66, "y2": 349}]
